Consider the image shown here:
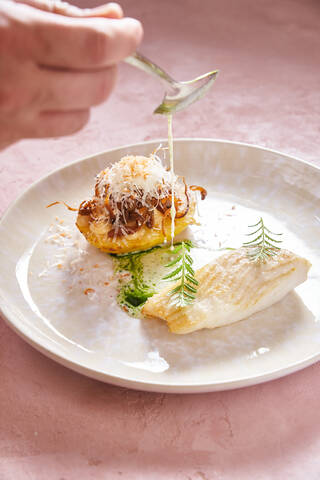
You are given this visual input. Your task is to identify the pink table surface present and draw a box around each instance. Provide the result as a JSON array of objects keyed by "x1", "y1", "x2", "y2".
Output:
[{"x1": 1, "y1": 0, "x2": 320, "y2": 478}]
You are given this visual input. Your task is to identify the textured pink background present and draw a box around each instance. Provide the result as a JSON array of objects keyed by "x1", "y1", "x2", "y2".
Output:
[{"x1": 1, "y1": 0, "x2": 320, "y2": 479}]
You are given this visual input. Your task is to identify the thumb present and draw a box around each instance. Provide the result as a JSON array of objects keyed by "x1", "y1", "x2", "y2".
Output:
[{"x1": 12, "y1": 0, "x2": 124, "y2": 18}]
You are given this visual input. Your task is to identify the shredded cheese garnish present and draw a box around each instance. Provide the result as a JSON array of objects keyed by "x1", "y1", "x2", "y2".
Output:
[
  {"x1": 100, "y1": 154, "x2": 174, "y2": 205},
  {"x1": 93, "y1": 152, "x2": 178, "y2": 238}
]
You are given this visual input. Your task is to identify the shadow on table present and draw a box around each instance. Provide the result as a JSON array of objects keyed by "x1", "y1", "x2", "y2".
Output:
[{"x1": 1, "y1": 293, "x2": 320, "y2": 478}]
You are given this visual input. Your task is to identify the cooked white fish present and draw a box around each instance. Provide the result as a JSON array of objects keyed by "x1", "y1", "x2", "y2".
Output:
[{"x1": 142, "y1": 248, "x2": 311, "y2": 334}]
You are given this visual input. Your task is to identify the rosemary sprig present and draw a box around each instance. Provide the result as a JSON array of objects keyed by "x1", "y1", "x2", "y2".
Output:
[
  {"x1": 243, "y1": 217, "x2": 283, "y2": 262},
  {"x1": 162, "y1": 240, "x2": 198, "y2": 307}
]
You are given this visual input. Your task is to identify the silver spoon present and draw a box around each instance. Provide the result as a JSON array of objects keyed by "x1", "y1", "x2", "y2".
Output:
[{"x1": 124, "y1": 52, "x2": 219, "y2": 114}]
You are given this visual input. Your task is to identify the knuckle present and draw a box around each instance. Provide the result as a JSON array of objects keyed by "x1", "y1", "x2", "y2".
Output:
[
  {"x1": 121, "y1": 19, "x2": 143, "y2": 56},
  {"x1": 94, "y1": 68, "x2": 117, "y2": 105},
  {"x1": 0, "y1": 85, "x2": 40, "y2": 115},
  {"x1": 35, "y1": 110, "x2": 90, "y2": 138},
  {"x1": 84, "y1": 28, "x2": 110, "y2": 66},
  {"x1": 129, "y1": 21, "x2": 143, "y2": 51},
  {"x1": 0, "y1": 63, "x2": 42, "y2": 114},
  {"x1": 32, "y1": 87, "x2": 49, "y2": 110},
  {"x1": 64, "y1": 110, "x2": 90, "y2": 135},
  {"x1": 0, "y1": 87, "x2": 16, "y2": 113}
]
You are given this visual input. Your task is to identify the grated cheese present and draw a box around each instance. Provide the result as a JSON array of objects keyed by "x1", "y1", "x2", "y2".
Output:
[
  {"x1": 90, "y1": 151, "x2": 181, "y2": 239},
  {"x1": 41, "y1": 218, "x2": 118, "y2": 305},
  {"x1": 96, "y1": 153, "x2": 176, "y2": 206}
]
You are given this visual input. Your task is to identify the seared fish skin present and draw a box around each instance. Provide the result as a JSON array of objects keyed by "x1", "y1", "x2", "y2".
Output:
[{"x1": 142, "y1": 248, "x2": 311, "y2": 334}]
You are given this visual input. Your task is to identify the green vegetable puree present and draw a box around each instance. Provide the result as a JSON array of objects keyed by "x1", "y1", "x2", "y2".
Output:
[{"x1": 112, "y1": 244, "x2": 180, "y2": 316}]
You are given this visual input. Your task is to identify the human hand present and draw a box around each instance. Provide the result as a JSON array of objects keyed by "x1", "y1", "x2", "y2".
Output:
[{"x1": 0, "y1": 0, "x2": 143, "y2": 150}]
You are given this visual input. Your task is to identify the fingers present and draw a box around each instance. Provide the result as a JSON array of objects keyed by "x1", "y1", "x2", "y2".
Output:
[
  {"x1": 4, "y1": 2, "x2": 143, "y2": 69},
  {"x1": 25, "y1": 11, "x2": 143, "y2": 69},
  {"x1": 0, "y1": 57, "x2": 113, "y2": 140},
  {"x1": 0, "y1": 1, "x2": 143, "y2": 144},
  {"x1": 13, "y1": 1, "x2": 123, "y2": 19},
  {"x1": 0, "y1": 106, "x2": 91, "y2": 140},
  {"x1": 0, "y1": 53, "x2": 119, "y2": 142},
  {"x1": 0, "y1": 57, "x2": 118, "y2": 112},
  {"x1": 41, "y1": 65, "x2": 118, "y2": 111}
]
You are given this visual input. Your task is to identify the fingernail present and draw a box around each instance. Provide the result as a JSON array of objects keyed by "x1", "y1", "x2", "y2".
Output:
[
  {"x1": 123, "y1": 17, "x2": 144, "y2": 42},
  {"x1": 107, "y1": 3, "x2": 123, "y2": 18},
  {"x1": 92, "y1": 3, "x2": 123, "y2": 19}
]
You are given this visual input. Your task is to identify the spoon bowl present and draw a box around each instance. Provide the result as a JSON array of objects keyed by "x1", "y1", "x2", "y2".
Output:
[{"x1": 124, "y1": 52, "x2": 219, "y2": 115}]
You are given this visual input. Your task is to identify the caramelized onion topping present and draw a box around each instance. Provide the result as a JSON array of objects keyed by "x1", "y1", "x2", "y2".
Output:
[
  {"x1": 79, "y1": 177, "x2": 206, "y2": 239},
  {"x1": 47, "y1": 201, "x2": 78, "y2": 211},
  {"x1": 175, "y1": 177, "x2": 190, "y2": 219},
  {"x1": 189, "y1": 185, "x2": 207, "y2": 201}
]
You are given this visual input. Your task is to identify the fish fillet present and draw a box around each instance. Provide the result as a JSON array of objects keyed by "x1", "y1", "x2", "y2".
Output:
[{"x1": 142, "y1": 248, "x2": 311, "y2": 334}]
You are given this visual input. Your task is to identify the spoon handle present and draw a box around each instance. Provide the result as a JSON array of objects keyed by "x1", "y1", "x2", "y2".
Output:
[{"x1": 124, "y1": 52, "x2": 177, "y2": 88}]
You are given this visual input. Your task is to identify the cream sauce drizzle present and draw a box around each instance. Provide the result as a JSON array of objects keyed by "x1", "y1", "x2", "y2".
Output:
[{"x1": 167, "y1": 114, "x2": 176, "y2": 248}]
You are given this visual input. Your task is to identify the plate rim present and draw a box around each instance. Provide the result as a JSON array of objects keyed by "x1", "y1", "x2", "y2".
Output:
[
  {"x1": 1, "y1": 137, "x2": 319, "y2": 227},
  {"x1": 1, "y1": 138, "x2": 319, "y2": 393}
]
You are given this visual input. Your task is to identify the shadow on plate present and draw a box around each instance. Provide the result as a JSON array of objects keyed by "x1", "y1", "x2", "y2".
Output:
[{"x1": 140, "y1": 291, "x2": 315, "y2": 372}]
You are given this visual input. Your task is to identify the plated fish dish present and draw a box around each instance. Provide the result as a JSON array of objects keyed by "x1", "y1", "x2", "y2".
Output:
[
  {"x1": 6, "y1": 136, "x2": 319, "y2": 389},
  {"x1": 47, "y1": 123, "x2": 311, "y2": 337}
]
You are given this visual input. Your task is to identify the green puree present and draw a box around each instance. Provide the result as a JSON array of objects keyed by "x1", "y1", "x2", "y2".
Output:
[{"x1": 112, "y1": 244, "x2": 179, "y2": 316}]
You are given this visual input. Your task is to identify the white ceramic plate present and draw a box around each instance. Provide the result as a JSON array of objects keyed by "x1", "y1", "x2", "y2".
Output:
[{"x1": 1, "y1": 139, "x2": 320, "y2": 393}]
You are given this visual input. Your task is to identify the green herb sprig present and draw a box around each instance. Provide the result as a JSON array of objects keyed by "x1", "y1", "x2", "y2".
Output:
[
  {"x1": 243, "y1": 217, "x2": 283, "y2": 262},
  {"x1": 163, "y1": 240, "x2": 198, "y2": 307}
]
